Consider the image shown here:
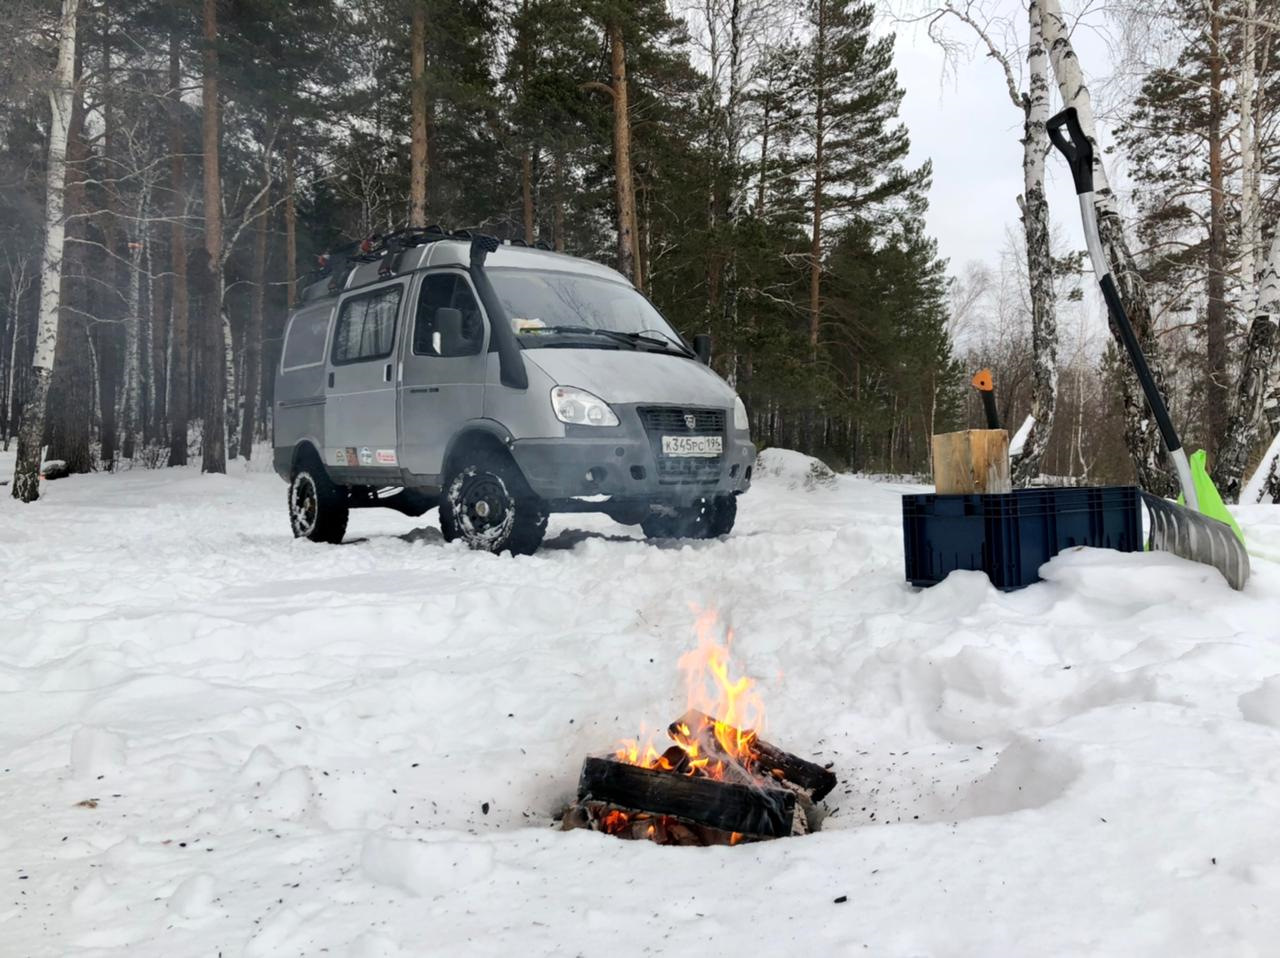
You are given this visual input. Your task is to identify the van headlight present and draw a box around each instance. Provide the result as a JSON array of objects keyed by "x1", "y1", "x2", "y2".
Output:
[
  {"x1": 551, "y1": 386, "x2": 619, "y2": 427},
  {"x1": 733, "y1": 396, "x2": 749, "y2": 431}
]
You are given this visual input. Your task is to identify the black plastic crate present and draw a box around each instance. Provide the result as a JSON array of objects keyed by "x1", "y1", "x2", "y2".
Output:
[{"x1": 902, "y1": 486, "x2": 1143, "y2": 591}]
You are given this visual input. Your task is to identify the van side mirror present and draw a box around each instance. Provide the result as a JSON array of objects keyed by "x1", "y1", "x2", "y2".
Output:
[
  {"x1": 436, "y1": 307, "x2": 464, "y2": 356},
  {"x1": 693, "y1": 333, "x2": 712, "y2": 366}
]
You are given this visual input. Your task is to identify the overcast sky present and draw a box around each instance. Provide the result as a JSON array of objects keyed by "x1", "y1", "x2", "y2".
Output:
[{"x1": 890, "y1": 4, "x2": 1122, "y2": 281}]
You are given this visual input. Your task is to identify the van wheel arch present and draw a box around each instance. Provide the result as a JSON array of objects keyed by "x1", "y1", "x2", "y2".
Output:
[
  {"x1": 441, "y1": 427, "x2": 517, "y2": 479},
  {"x1": 291, "y1": 440, "x2": 327, "y2": 476}
]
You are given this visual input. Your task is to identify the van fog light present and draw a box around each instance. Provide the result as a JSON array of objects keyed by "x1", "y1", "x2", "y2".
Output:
[{"x1": 552, "y1": 386, "x2": 619, "y2": 427}]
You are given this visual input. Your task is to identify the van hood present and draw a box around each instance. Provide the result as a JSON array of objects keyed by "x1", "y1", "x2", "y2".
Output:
[{"x1": 522, "y1": 348, "x2": 737, "y2": 406}]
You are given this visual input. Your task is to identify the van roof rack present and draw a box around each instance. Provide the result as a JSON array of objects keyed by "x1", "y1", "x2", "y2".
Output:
[{"x1": 295, "y1": 225, "x2": 562, "y2": 304}]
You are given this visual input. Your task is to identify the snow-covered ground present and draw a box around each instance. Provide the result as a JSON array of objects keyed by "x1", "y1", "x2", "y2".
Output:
[{"x1": 4, "y1": 448, "x2": 1280, "y2": 957}]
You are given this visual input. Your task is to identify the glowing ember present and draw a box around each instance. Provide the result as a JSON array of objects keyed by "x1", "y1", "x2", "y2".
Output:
[{"x1": 615, "y1": 608, "x2": 767, "y2": 785}]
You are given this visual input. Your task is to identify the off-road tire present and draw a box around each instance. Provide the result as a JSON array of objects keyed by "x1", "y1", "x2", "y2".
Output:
[
  {"x1": 708, "y1": 494, "x2": 737, "y2": 536},
  {"x1": 440, "y1": 450, "x2": 547, "y2": 555},
  {"x1": 641, "y1": 495, "x2": 738, "y2": 540},
  {"x1": 289, "y1": 459, "x2": 349, "y2": 544}
]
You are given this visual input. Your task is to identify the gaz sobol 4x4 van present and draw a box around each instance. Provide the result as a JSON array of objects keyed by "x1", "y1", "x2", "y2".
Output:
[{"x1": 273, "y1": 230, "x2": 755, "y2": 554}]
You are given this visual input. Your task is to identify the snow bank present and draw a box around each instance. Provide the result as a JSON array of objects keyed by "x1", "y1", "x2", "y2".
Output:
[
  {"x1": 753, "y1": 447, "x2": 838, "y2": 490},
  {"x1": 2, "y1": 460, "x2": 1279, "y2": 955}
]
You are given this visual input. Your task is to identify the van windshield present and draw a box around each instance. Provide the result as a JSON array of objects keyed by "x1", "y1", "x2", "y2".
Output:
[{"x1": 488, "y1": 268, "x2": 690, "y2": 355}]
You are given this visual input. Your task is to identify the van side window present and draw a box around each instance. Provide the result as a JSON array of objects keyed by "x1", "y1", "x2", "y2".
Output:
[
  {"x1": 414, "y1": 274, "x2": 484, "y2": 357},
  {"x1": 282, "y1": 308, "x2": 328, "y2": 369},
  {"x1": 332, "y1": 286, "x2": 402, "y2": 364}
]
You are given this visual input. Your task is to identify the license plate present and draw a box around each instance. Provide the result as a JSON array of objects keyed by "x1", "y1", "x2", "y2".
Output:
[{"x1": 661, "y1": 435, "x2": 723, "y2": 457}]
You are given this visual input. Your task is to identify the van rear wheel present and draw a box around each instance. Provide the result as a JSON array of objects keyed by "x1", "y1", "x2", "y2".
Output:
[
  {"x1": 440, "y1": 450, "x2": 547, "y2": 556},
  {"x1": 289, "y1": 460, "x2": 349, "y2": 544}
]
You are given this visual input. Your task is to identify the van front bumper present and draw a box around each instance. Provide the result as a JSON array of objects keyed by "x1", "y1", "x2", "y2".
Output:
[{"x1": 510, "y1": 414, "x2": 755, "y2": 503}]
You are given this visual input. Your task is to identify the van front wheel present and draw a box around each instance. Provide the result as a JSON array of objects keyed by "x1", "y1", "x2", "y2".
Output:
[{"x1": 440, "y1": 451, "x2": 547, "y2": 556}]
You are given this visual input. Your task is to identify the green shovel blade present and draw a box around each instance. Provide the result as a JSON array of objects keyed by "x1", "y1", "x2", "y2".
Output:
[{"x1": 1177, "y1": 448, "x2": 1245, "y2": 545}]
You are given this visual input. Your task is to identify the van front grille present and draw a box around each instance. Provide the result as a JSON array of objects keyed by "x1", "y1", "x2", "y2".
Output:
[
  {"x1": 638, "y1": 407, "x2": 726, "y2": 435},
  {"x1": 637, "y1": 406, "x2": 725, "y2": 485}
]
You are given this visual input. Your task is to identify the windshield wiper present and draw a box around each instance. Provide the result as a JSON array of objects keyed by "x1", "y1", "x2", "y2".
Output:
[{"x1": 531, "y1": 325, "x2": 693, "y2": 357}]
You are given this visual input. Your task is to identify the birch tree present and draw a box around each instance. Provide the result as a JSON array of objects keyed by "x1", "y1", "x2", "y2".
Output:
[
  {"x1": 1039, "y1": 0, "x2": 1177, "y2": 497},
  {"x1": 12, "y1": 0, "x2": 79, "y2": 502},
  {"x1": 919, "y1": 0, "x2": 1058, "y2": 486},
  {"x1": 1218, "y1": 230, "x2": 1280, "y2": 500}
]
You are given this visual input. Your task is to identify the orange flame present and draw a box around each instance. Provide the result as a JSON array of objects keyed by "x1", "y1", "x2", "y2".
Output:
[{"x1": 615, "y1": 608, "x2": 765, "y2": 782}]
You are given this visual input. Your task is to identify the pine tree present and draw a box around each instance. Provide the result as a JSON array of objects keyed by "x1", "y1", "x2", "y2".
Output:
[{"x1": 794, "y1": 0, "x2": 928, "y2": 359}]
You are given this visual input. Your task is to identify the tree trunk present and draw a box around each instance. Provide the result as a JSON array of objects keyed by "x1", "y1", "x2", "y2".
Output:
[
  {"x1": 410, "y1": 1, "x2": 428, "y2": 228},
  {"x1": 239, "y1": 176, "x2": 269, "y2": 459},
  {"x1": 13, "y1": 0, "x2": 79, "y2": 501},
  {"x1": 99, "y1": 13, "x2": 123, "y2": 469},
  {"x1": 201, "y1": 0, "x2": 225, "y2": 473},
  {"x1": 609, "y1": 21, "x2": 642, "y2": 291},
  {"x1": 1205, "y1": 0, "x2": 1228, "y2": 456},
  {"x1": 1038, "y1": 0, "x2": 1176, "y2": 497},
  {"x1": 1239, "y1": 0, "x2": 1259, "y2": 314},
  {"x1": 1012, "y1": 0, "x2": 1057, "y2": 487},
  {"x1": 169, "y1": 32, "x2": 190, "y2": 466},
  {"x1": 522, "y1": 148, "x2": 535, "y2": 244},
  {"x1": 122, "y1": 208, "x2": 145, "y2": 460},
  {"x1": 1218, "y1": 229, "x2": 1280, "y2": 500},
  {"x1": 285, "y1": 139, "x2": 298, "y2": 302},
  {"x1": 46, "y1": 30, "x2": 91, "y2": 475},
  {"x1": 552, "y1": 151, "x2": 566, "y2": 252},
  {"x1": 224, "y1": 310, "x2": 237, "y2": 456},
  {"x1": 808, "y1": 0, "x2": 826, "y2": 359},
  {"x1": 147, "y1": 221, "x2": 164, "y2": 443}
]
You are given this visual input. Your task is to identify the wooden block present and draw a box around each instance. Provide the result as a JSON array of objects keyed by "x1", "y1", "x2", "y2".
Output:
[{"x1": 931, "y1": 429, "x2": 1011, "y2": 494}]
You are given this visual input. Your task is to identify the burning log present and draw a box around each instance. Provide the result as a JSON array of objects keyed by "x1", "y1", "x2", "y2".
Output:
[
  {"x1": 575, "y1": 755, "x2": 796, "y2": 840},
  {"x1": 563, "y1": 610, "x2": 837, "y2": 846},
  {"x1": 670, "y1": 709, "x2": 837, "y2": 802}
]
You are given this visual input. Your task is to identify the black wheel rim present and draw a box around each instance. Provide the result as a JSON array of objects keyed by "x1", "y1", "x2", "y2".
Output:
[
  {"x1": 291, "y1": 473, "x2": 318, "y2": 536},
  {"x1": 460, "y1": 473, "x2": 511, "y2": 532},
  {"x1": 447, "y1": 466, "x2": 518, "y2": 550}
]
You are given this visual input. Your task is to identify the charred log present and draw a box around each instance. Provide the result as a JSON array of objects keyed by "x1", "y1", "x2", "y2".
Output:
[{"x1": 577, "y1": 756, "x2": 795, "y2": 839}]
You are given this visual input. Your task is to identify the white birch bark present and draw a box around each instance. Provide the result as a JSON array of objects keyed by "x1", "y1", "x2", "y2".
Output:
[
  {"x1": 1234, "y1": 233, "x2": 1280, "y2": 501},
  {"x1": 1012, "y1": 0, "x2": 1058, "y2": 487},
  {"x1": 13, "y1": 0, "x2": 79, "y2": 501},
  {"x1": 123, "y1": 246, "x2": 140, "y2": 457},
  {"x1": 1038, "y1": 0, "x2": 1177, "y2": 497},
  {"x1": 223, "y1": 309, "x2": 237, "y2": 457},
  {"x1": 1239, "y1": 0, "x2": 1259, "y2": 313}
]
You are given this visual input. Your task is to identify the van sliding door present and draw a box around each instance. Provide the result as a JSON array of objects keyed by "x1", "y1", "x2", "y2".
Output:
[{"x1": 324, "y1": 279, "x2": 406, "y2": 475}]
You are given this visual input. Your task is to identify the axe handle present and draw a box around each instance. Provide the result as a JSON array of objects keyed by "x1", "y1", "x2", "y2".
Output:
[{"x1": 980, "y1": 389, "x2": 1000, "y2": 430}]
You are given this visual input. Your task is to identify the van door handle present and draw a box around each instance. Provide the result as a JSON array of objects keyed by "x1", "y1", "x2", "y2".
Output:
[
  {"x1": 409, "y1": 386, "x2": 440, "y2": 394},
  {"x1": 328, "y1": 372, "x2": 334, "y2": 388},
  {"x1": 384, "y1": 363, "x2": 392, "y2": 383}
]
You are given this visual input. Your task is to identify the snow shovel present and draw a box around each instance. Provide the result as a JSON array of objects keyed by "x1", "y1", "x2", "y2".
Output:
[{"x1": 1047, "y1": 107, "x2": 1250, "y2": 590}]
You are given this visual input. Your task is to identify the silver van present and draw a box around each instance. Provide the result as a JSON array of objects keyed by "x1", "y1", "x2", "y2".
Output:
[{"x1": 273, "y1": 230, "x2": 755, "y2": 554}]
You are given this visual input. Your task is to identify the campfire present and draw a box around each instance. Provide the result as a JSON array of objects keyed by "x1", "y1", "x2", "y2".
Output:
[{"x1": 564, "y1": 610, "x2": 836, "y2": 846}]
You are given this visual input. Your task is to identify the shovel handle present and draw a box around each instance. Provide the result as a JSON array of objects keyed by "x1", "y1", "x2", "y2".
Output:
[{"x1": 1046, "y1": 108, "x2": 1094, "y2": 195}]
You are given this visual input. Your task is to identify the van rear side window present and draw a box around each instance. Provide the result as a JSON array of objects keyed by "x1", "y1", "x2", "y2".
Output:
[
  {"x1": 332, "y1": 286, "x2": 402, "y2": 364},
  {"x1": 281, "y1": 309, "x2": 329, "y2": 370}
]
